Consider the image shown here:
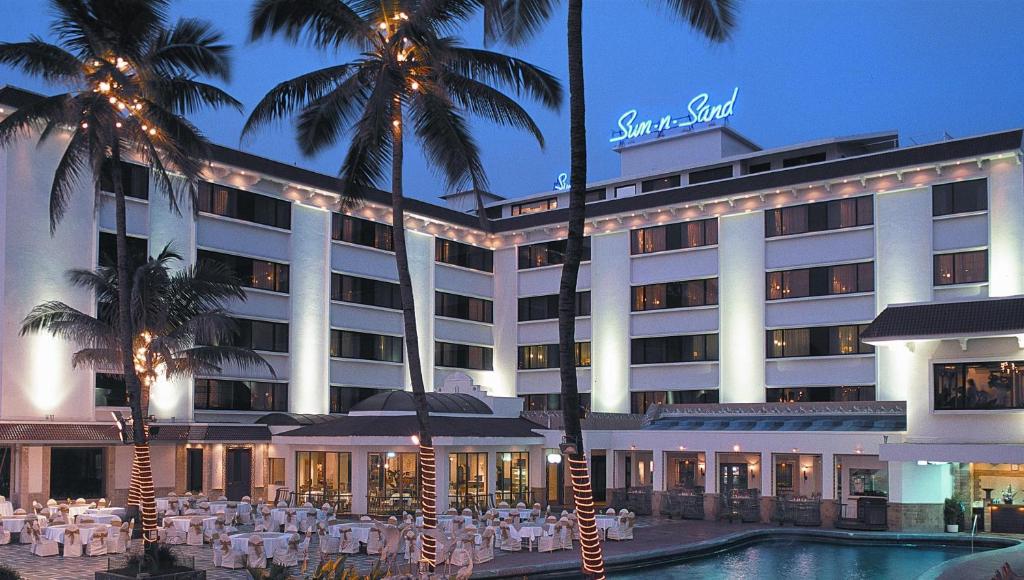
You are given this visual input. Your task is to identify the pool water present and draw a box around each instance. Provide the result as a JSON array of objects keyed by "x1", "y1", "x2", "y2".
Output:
[{"x1": 615, "y1": 540, "x2": 977, "y2": 579}]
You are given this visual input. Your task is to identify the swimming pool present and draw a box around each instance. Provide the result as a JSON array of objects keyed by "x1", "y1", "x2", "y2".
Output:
[{"x1": 615, "y1": 540, "x2": 979, "y2": 580}]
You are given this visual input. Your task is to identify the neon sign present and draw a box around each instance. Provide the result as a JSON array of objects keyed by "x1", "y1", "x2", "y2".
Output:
[
  {"x1": 610, "y1": 87, "x2": 739, "y2": 144},
  {"x1": 553, "y1": 172, "x2": 570, "y2": 191}
]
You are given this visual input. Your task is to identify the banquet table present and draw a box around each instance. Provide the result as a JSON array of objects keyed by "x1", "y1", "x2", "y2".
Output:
[
  {"x1": 43, "y1": 523, "x2": 115, "y2": 545},
  {"x1": 595, "y1": 515, "x2": 617, "y2": 532},
  {"x1": 164, "y1": 516, "x2": 218, "y2": 533},
  {"x1": 230, "y1": 532, "x2": 288, "y2": 559},
  {"x1": 511, "y1": 525, "x2": 544, "y2": 550},
  {"x1": 270, "y1": 507, "x2": 316, "y2": 529},
  {"x1": 496, "y1": 509, "x2": 532, "y2": 520},
  {"x1": 208, "y1": 502, "x2": 229, "y2": 514},
  {"x1": 329, "y1": 522, "x2": 374, "y2": 544},
  {"x1": 0, "y1": 515, "x2": 45, "y2": 534},
  {"x1": 0, "y1": 501, "x2": 12, "y2": 517},
  {"x1": 77, "y1": 513, "x2": 119, "y2": 525},
  {"x1": 46, "y1": 505, "x2": 91, "y2": 519}
]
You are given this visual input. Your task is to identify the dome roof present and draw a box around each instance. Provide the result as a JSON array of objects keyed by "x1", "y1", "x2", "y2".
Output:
[
  {"x1": 350, "y1": 391, "x2": 492, "y2": 415},
  {"x1": 254, "y1": 413, "x2": 337, "y2": 426}
]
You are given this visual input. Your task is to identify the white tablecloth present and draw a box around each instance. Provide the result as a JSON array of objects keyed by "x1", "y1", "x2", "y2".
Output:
[
  {"x1": 230, "y1": 532, "x2": 288, "y2": 558},
  {"x1": 595, "y1": 516, "x2": 617, "y2": 531},
  {"x1": 208, "y1": 502, "x2": 229, "y2": 514},
  {"x1": 78, "y1": 513, "x2": 118, "y2": 525},
  {"x1": 329, "y1": 522, "x2": 374, "y2": 544},
  {"x1": 0, "y1": 515, "x2": 44, "y2": 533},
  {"x1": 43, "y1": 523, "x2": 115, "y2": 545},
  {"x1": 86, "y1": 507, "x2": 126, "y2": 518},
  {"x1": 45, "y1": 505, "x2": 91, "y2": 519},
  {"x1": 496, "y1": 509, "x2": 532, "y2": 519},
  {"x1": 270, "y1": 508, "x2": 316, "y2": 529},
  {"x1": 164, "y1": 516, "x2": 218, "y2": 533},
  {"x1": 0, "y1": 502, "x2": 12, "y2": 517}
]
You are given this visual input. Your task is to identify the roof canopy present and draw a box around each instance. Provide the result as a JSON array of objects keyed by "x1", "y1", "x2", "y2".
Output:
[
  {"x1": 861, "y1": 296, "x2": 1024, "y2": 343},
  {"x1": 350, "y1": 391, "x2": 492, "y2": 415},
  {"x1": 277, "y1": 415, "x2": 540, "y2": 439}
]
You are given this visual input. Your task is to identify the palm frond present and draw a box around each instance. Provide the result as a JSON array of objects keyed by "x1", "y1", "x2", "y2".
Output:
[
  {"x1": 294, "y1": 68, "x2": 374, "y2": 156},
  {"x1": 241, "y1": 63, "x2": 357, "y2": 139},
  {"x1": 71, "y1": 347, "x2": 121, "y2": 370},
  {"x1": 656, "y1": 0, "x2": 739, "y2": 42},
  {"x1": 148, "y1": 17, "x2": 233, "y2": 80},
  {"x1": 441, "y1": 71, "x2": 544, "y2": 146},
  {"x1": 337, "y1": 69, "x2": 398, "y2": 200},
  {"x1": 169, "y1": 345, "x2": 276, "y2": 379},
  {"x1": 143, "y1": 76, "x2": 242, "y2": 116},
  {"x1": 441, "y1": 44, "x2": 562, "y2": 110},
  {"x1": 484, "y1": 0, "x2": 558, "y2": 46},
  {"x1": 0, "y1": 37, "x2": 82, "y2": 82},
  {"x1": 47, "y1": 127, "x2": 93, "y2": 232},
  {"x1": 249, "y1": 0, "x2": 368, "y2": 49},
  {"x1": 20, "y1": 301, "x2": 116, "y2": 349},
  {"x1": 0, "y1": 93, "x2": 74, "y2": 147},
  {"x1": 409, "y1": 86, "x2": 486, "y2": 190}
]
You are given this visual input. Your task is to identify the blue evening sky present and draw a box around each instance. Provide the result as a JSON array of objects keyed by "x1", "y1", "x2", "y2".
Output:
[{"x1": 2, "y1": 0, "x2": 1022, "y2": 203}]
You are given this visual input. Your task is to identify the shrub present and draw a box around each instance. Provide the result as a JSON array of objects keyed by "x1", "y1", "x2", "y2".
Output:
[{"x1": 0, "y1": 564, "x2": 23, "y2": 580}]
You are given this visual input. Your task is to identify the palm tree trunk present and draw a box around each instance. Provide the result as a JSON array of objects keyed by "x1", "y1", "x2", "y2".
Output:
[
  {"x1": 558, "y1": 0, "x2": 606, "y2": 577},
  {"x1": 110, "y1": 147, "x2": 159, "y2": 553},
  {"x1": 390, "y1": 99, "x2": 437, "y2": 571}
]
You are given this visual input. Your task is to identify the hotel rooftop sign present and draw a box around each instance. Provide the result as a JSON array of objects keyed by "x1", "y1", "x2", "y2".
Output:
[{"x1": 610, "y1": 87, "x2": 739, "y2": 144}]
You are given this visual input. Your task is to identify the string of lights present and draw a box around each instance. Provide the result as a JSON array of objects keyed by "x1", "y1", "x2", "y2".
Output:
[
  {"x1": 134, "y1": 443, "x2": 159, "y2": 544},
  {"x1": 568, "y1": 455, "x2": 606, "y2": 579},
  {"x1": 418, "y1": 442, "x2": 437, "y2": 570}
]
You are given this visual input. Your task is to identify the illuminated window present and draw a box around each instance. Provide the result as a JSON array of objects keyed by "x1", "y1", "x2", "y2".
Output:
[
  {"x1": 496, "y1": 452, "x2": 530, "y2": 503},
  {"x1": 436, "y1": 291, "x2": 493, "y2": 323},
  {"x1": 331, "y1": 274, "x2": 401, "y2": 309},
  {"x1": 436, "y1": 238, "x2": 493, "y2": 272},
  {"x1": 330, "y1": 330, "x2": 403, "y2": 362},
  {"x1": 934, "y1": 361, "x2": 1024, "y2": 410},
  {"x1": 332, "y1": 214, "x2": 393, "y2": 251},
  {"x1": 296, "y1": 451, "x2": 351, "y2": 501},
  {"x1": 518, "y1": 238, "x2": 591, "y2": 269},
  {"x1": 765, "y1": 195, "x2": 872, "y2": 237},
  {"x1": 933, "y1": 179, "x2": 987, "y2": 216},
  {"x1": 449, "y1": 452, "x2": 488, "y2": 510},
  {"x1": 767, "y1": 386, "x2": 875, "y2": 403},
  {"x1": 435, "y1": 342, "x2": 493, "y2": 370},
  {"x1": 198, "y1": 250, "x2": 289, "y2": 293},
  {"x1": 510, "y1": 197, "x2": 557, "y2": 216},
  {"x1": 766, "y1": 262, "x2": 873, "y2": 300},
  {"x1": 197, "y1": 182, "x2": 291, "y2": 229},
  {"x1": 631, "y1": 334, "x2": 718, "y2": 364},
  {"x1": 767, "y1": 325, "x2": 873, "y2": 358},
  {"x1": 631, "y1": 219, "x2": 718, "y2": 254},
  {"x1": 518, "y1": 292, "x2": 590, "y2": 321},
  {"x1": 633, "y1": 278, "x2": 717, "y2": 311},
  {"x1": 934, "y1": 250, "x2": 987, "y2": 285},
  {"x1": 518, "y1": 343, "x2": 590, "y2": 369}
]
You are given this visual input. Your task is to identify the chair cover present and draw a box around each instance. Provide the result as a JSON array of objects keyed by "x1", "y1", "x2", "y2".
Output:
[
  {"x1": 474, "y1": 527, "x2": 495, "y2": 564},
  {"x1": 366, "y1": 525, "x2": 384, "y2": 555},
  {"x1": 558, "y1": 517, "x2": 573, "y2": 550},
  {"x1": 273, "y1": 533, "x2": 300, "y2": 567},
  {"x1": 317, "y1": 523, "x2": 340, "y2": 555},
  {"x1": 186, "y1": 518, "x2": 204, "y2": 546},
  {"x1": 63, "y1": 525, "x2": 83, "y2": 557},
  {"x1": 338, "y1": 527, "x2": 360, "y2": 554},
  {"x1": 85, "y1": 527, "x2": 108, "y2": 556},
  {"x1": 107, "y1": 522, "x2": 129, "y2": 553},
  {"x1": 217, "y1": 536, "x2": 245, "y2": 569},
  {"x1": 497, "y1": 522, "x2": 520, "y2": 552},
  {"x1": 246, "y1": 535, "x2": 266, "y2": 569},
  {"x1": 0, "y1": 521, "x2": 9, "y2": 545},
  {"x1": 27, "y1": 522, "x2": 59, "y2": 557},
  {"x1": 537, "y1": 522, "x2": 559, "y2": 553}
]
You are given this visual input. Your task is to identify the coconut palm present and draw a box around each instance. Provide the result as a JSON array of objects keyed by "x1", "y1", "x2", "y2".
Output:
[
  {"x1": 486, "y1": 1, "x2": 738, "y2": 576},
  {"x1": 244, "y1": 0, "x2": 561, "y2": 567},
  {"x1": 0, "y1": 0, "x2": 239, "y2": 549},
  {"x1": 19, "y1": 246, "x2": 272, "y2": 525}
]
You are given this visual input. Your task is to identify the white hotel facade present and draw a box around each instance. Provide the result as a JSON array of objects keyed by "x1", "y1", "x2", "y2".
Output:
[{"x1": 2, "y1": 84, "x2": 1024, "y2": 532}]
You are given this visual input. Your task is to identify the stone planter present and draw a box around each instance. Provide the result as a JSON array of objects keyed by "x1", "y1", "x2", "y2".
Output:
[{"x1": 95, "y1": 570, "x2": 206, "y2": 580}]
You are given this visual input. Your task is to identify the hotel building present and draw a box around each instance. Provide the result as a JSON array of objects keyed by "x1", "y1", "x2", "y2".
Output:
[{"x1": 1, "y1": 84, "x2": 1023, "y2": 531}]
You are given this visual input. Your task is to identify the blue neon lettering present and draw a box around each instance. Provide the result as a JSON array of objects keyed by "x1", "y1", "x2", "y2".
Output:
[
  {"x1": 610, "y1": 87, "x2": 738, "y2": 143},
  {"x1": 553, "y1": 172, "x2": 570, "y2": 191}
]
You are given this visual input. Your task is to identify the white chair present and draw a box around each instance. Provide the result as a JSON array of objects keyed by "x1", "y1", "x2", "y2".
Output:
[
  {"x1": 474, "y1": 527, "x2": 495, "y2": 564},
  {"x1": 283, "y1": 510, "x2": 298, "y2": 533},
  {"x1": 27, "y1": 523, "x2": 59, "y2": 557},
  {"x1": 160, "y1": 520, "x2": 185, "y2": 545},
  {"x1": 557, "y1": 517, "x2": 573, "y2": 550},
  {"x1": 63, "y1": 525, "x2": 83, "y2": 557},
  {"x1": 497, "y1": 523, "x2": 520, "y2": 552},
  {"x1": 186, "y1": 517, "x2": 204, "y2": 546},
  {"x1": 253, "y1": 509, "x2": 268, "y2": 533},
  {"x1": 337, "y1": 527, "x2": 360, "y2": 554},
  {"x1": 216, "y1": 536, "x2": 245, "y2": 569},
  {"x1": 606, "y1": 512, "x2": 635, "y2": 541},
  {"x1": 366, "y1": 525, "x2": 384, "y2": 555},
  {"x1": 107, "y1": 522, "x2": 129, "y2": 553},
  {"x1": 536, "y1": 525, "x2": 559, "y2": 553},
  {"x1": 449, "y1": 528, "x2": 474, "y2": 567},
  {"x1": 238, "y1": 498, "x2": 252, "y2": 524},
  {"x1": 273, "y1": 533, "x2": 300, "y2": 567},
  {"x1": 301, "y1": 510, "x2": 316, "y2": 533},
  {"x1": 85, "y1": 527, "x2": 108, "y2": 556},
  {"x1": 403, "y1": 528, "x2": 421, "y2": 564},
  {"x1": 0, "y1": 521, "x2": 9, "y2": 545},
  {"x1": 246, "y1": 535, "x2": 266, "y2": 569},
  {"x1": 317, "y1": 523, "x2": 340, "y2": 555}
]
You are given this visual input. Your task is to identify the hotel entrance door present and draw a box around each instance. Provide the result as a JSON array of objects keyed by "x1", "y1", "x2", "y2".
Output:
[{"x1": 720, "y1": 463, "x2": 748, "y2": 497}]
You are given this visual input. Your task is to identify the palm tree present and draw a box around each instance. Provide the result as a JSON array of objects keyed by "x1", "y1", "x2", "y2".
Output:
[
  {"x1": 486, "y1": 1, "x2": 738, "y2": 576},
  {"x1": 244, "y1": 0, "x2": 561, "y2": 568},
  {"x1": 0, "y1": 0, "x2": 239, "y2": 548},
  {"x1": 19, "y1": 246, "x2": 272, "y2": 534}
]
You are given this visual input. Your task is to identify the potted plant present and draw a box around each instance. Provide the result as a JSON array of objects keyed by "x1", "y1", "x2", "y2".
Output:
[{"x1": 944, "y1": 497, "x2": 964, "y2": 533}]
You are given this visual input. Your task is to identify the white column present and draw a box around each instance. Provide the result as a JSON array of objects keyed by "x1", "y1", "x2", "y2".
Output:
[
  {"x1": 148, "y1": 177, "x2": 196, "y2": 421},
  {"x1": 988, "y1": 158, "x2": 1024, "y2": 297},
  {"x1": 821, "y1": 453, "x2": 835, "y2": 500},
  {"x1": 486, "y1": 450, "x2": 498, "y2": 501},
  {"x1": 653, "y1": 450, "x2": 667, "y2": 492},
  {"x1": 719, "y1": 212, "x2": 766, "y2": 403},
  {"x1": 404, "y1": 230, "x2": 435, "y2": 391},
  {"x1": 590, "y1": 230, "x2": 630, "y2": 412},
  {"x1": 289, "y1": 203, "x2": 331, "y2": 414},
  {"x1": 704, "y1": 452, "x2": 717, "y2": 495},
  {"x1": 875, "y1": 187, "x2": 932, "y2": 403},
  {"x1": 491, "y1": 247, "x2": 518, "y2": 397},
  {"x1": 435, "y1": 446, "x2": 449, "y2": 512},
  {"x1": 759, "y1": 453, "x2": 772, "y2": 496},
  {"x1": 350, "y1": 450, "x2": 368, "y2": 515}
]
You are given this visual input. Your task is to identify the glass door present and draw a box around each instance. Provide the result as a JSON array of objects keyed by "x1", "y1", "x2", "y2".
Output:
[
  {"x1": 719, "y1": 463, "x2": 748, "y2": 497},
  {"x1": 496, "y1": 452, "x2": 529, "y2": 504},
  {"x1": 449, "y1": 452, "x2": 488, "y2": 510}
]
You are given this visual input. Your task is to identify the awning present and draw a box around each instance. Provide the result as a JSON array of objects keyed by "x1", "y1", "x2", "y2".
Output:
[
  {"x1": 861, "y1": 296, "x2": 1024, "y2": 344},
  {"x1": 880, "y1": 443, "x2": 1024, "y2": 464},
  {"x1": 277, "y1": 415, "x2": 543, "y2": 439}
]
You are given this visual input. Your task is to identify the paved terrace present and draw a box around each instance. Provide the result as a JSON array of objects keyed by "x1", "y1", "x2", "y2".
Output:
[{"x1": 1, "y1": 517, "x2": 1021, "y2": 579}]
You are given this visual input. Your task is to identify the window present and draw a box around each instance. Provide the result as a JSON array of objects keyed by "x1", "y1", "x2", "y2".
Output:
[
  {"x1": 629, "y1": 390, "x2": 719, "y2": 414},
  {"x1": 782, "y1": 151, "x2": 826, "y2": 168},
  {"x1": 631, "y1": 219, "x2": 718, "y2": 254},
  {"x1": 767, "y1": 386, "x2": 876, "y2": 403},
  {"x1": 296, "y1": 451, "x2": 351, "y2": 499},
  {"x1": 329, "y1": 386, "x2": 391, "y2": 414},
  {"x1": 100, "y1": 159, "x2": 149, "y2": 200},
  {"x1": 98, "y1": 231, "x2": 147, "y2": 268},
  {"x1": 197, "y1": 182, "x2": 291, "y2": 229},
  {"x1": 198, "y1": 250, "x2": 289, "y2": 293},
  {"x1": 186, "y1": 448, "x2": 204, "y2": 493},
  {"x1": 614, "y1": 184, "x2": 636, "y2": 198},
  {"x1": 766, "y1": 262, "x2": 873, "y2": 300},
  {"x1": 449, "y1": 452, "x2": 488, "y2": 508},
  {"x1": 50, "y1": 448, "x2": 104, "y2": 499},
  {"x1": 585, "y1": 188, "x2": 606, "y2": 203},
  {"x1": 511, "y1": 197, "x2": 557, "y2": 216},
  {"x1": 933, "y1": 179, "x2": 987, "y2": 216},
  {"x1": 935, "y1": 361, "x2": 1024, "y2": 410},
  {"x1": 748, "y1": 161, "x2": 772, "y2": 174},
  {"x1": 765, "y1": 195, "x2": 873, "y2": 237},
  {"x1": 194, "y1": 378, "x2": 288, "y2": 411},
  {"x1": 332, "y1": 214, "x2": 393, "y2": 251},
  {"x1": 934, "y1": 250, "x2": 987, "y2": 285},
  {"x1": 631, "y1": 334, "x2": 719, "y2": 364},
  {"x1": 95, "y1": 373, "x2": 128, "y2": 407},
  {"x1": 496, "y1": 452, "x2": 530, "y2": 504},
  {"x1": 234, "y1": 318, "x2": 289, "y2": 352},
  {"x1": 518, "y1": 342, "x2": 591, "y2": 369},
  {"x1": 518, "y1": 238, "x2": 591, "y2": 269},
  {"x1": 436, "y1": 238, "x2": 493, "y2": 272},
  {"x1": 331, "y1": 274, "x2": 401, "y2": 309},
  {"x1": 368, "y1": 452, "x2": 418, "y2": 500},
  {"x1": 518, "y1": 292, "x2": 591, "y2": 321},
  {"x1": 766, "y1": 325, "x2": 874, "y2": 358},
  {"x1": 632, "y1": 278, "x2": 718, "y2": 311},
  {"x1": 520, "y1": 393, "x2": 591, "y2": 412},
  {"x1": 436, "y1": 291, "x2": 493, "y2": 323},
  {"x1": 641, "y1": 175, "x2": 681, "y2": 192},
  {"x1": 267, "y1": 457, "x2": 286, "y2": 486},
  {"x1": 688, "y1": 165, "x2": 732, "y2": 184},
  {"x1": 330, "y1": 330, "x2": 403, "y2": 363},
  {"x1": 435, "y1": 342, "x2": 493, "y2": 370}
]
